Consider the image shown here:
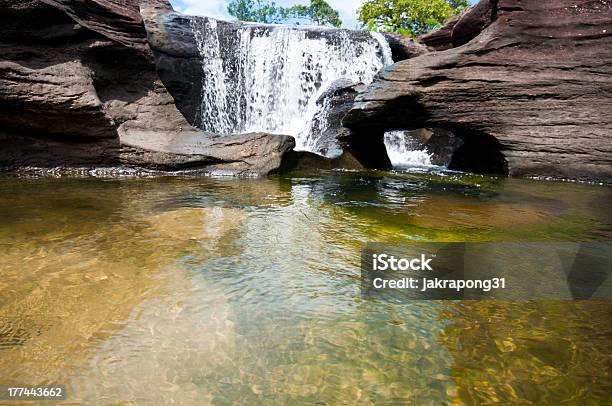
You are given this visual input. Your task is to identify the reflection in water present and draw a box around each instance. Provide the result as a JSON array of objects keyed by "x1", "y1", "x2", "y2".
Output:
[{"x1": 0, "y1": 172, "x2": 610, "y2": 404}]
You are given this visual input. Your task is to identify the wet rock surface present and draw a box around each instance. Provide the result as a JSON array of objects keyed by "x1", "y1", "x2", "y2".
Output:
[
  {"x1": 306, "y1": 80, "x2": 368, "y2": 157},
  {"x1": 278, "y1": 150, "x2": 365, "y2": 173}
]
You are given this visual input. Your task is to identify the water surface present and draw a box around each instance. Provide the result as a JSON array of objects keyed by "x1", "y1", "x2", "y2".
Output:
[{"x1": 0, "y1": 170, "x2": 610, "y2": 404}]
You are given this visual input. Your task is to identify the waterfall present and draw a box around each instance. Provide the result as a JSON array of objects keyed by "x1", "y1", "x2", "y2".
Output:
[
  {"x1": 191, "y1": 18, "x2": 393, "y2": 156},
  {"x1": 384, "y1": 131, "x2": 435, "y2": 168}
]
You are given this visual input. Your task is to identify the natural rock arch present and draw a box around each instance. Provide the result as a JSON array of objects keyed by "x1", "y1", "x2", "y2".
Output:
[{"x1": 342, "y1": 0, "x2": 612, "y2": 181}]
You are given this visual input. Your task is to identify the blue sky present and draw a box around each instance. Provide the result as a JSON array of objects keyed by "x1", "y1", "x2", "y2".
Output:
[{"x1": 170, "y1": 0, "x2": 477, "y2": 29}]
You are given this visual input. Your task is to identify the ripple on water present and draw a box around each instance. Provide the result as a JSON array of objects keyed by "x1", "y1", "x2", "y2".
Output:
[{"x1": 0, "y1": 173, "x2": 610, "y2": 404}]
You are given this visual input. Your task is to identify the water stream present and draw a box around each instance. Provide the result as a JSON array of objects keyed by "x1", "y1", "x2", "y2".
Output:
[
  {"x1": 192, "y1": 18, "x2": 393, "y2": 155},
  {"x1": 384, "y1": 130, "x2": 437, "y2": 168}
]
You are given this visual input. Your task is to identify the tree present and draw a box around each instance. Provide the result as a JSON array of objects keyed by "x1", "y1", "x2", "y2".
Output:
[
  {"x1": 288, "y1": 0, "x2": 342, "y2": 28},
  {"x1": 227, "y1": 0, "x2": 342, "y2": 27},
  {"x1": 227, "y1": 0, "x2": 286, "y2": 24},
  {"x1": 358, "y1": 0, "x2": 469, "y2": 37}
]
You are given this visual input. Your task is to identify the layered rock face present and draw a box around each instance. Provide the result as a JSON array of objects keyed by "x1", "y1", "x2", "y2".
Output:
[
  {"x1": 3, "y1": 0, "x2": 610, "y2": 180},
  {"x1": 139, "y1": 0, "x2": 205, "y2": 124},
  {"x1": 344, "y1": 0, "x2": 612, "y2": 181},
  {"x1": 0, "y1": 0, "x2": 293, "y2": 176}
]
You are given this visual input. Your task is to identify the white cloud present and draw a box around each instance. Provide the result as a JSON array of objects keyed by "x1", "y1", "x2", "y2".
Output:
[
  {"x1": 170, "y1": 0, "x2": 364, "y2": 28},
  {"x1": 326, "y1": 0, "x2": 362, "y2": 28}
]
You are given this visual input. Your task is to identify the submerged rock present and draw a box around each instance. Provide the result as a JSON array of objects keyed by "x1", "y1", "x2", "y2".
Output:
[
  {"x1": 344, "y1": 0, "x2": 612, "y2": 181},
  {"x1": 0, "y1": 0, "x2": 293, "y2": 176}
]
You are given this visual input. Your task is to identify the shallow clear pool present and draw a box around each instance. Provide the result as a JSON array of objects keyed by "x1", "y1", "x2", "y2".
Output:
[{"x1": 0, "y1": 170, "x2": 610, "y2": 404}]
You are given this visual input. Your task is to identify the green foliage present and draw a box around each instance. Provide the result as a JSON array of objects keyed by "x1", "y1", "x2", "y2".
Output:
[
  {"x1": 227, "y1": 0, "x2": 286, "y2": 24},
  {"x1": 288, "y1": 0, "x2": 342, "y2": 28},
  {"x1": 358, "y1": 0, "x2": 469, "y2": 37},
  {"x1": 227, "y1": 0, "x2": 342, "y2": 27}
]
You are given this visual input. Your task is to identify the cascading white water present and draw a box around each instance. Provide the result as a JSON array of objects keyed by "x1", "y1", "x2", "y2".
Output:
[
  {"x1": 384, "y1": 131, "x2": 435, "y2": 168},
  {"x1": 191, "y1": 18, "x2": 393, "y2": 156}
]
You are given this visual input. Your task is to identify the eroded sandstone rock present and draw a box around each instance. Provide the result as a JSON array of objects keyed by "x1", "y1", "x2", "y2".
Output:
[
  {"x1": 383, "y1": 33, "x2": 430, "y2": 61},
  {"x1": 344, "y1": 0, "x2": 612, "y2": 181},
  {"x1": 0, "y1": 0, "x2": 294, "y2": 176}
]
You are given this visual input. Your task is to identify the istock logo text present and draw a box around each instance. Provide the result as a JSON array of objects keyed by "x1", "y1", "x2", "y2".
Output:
[{"x1": 372, "y1": 254, "x2": 433, "y2": 271}]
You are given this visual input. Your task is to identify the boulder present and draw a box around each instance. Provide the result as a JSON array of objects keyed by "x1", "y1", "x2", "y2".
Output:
[
  {"x1": 418, "y1": 15, "x2": 459, "y2": 51},
  {"x1": 139, "y1": 1, "x2": 206, "y2": 123},
  {"x1": 0, "y1": 0, "x2": 294, "y2": 176},
  {"x1": 344, "y1": 0, "x2": 612, "y2": 181},
  {"x1": 305, "y1": 80, "x2": 368, "y2": 157},
  {"x1": 450, "y1": 0, "x2": 496, "y2": 47},
  {"x1": 278, "y1": 150, "x2": 365, "y2": 173},
  {"x1": 394, "y1": 128, "x2": 464, "y2": 168}
]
